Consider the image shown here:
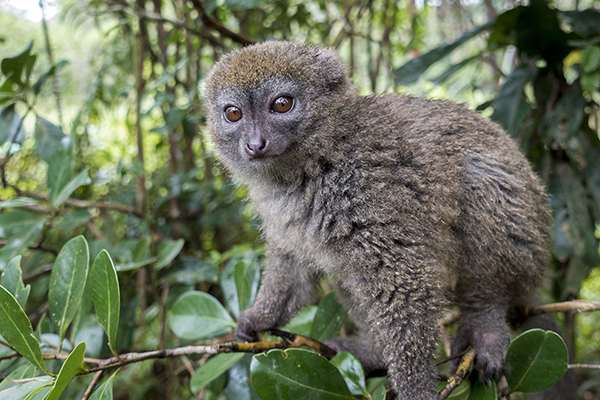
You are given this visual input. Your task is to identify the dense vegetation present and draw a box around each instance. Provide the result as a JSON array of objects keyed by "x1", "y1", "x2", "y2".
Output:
[{"x1": 0, "y1": 0, "x2": 599, "y2": 399}]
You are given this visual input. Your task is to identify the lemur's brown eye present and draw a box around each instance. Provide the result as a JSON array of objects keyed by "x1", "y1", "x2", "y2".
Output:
[
  {"x1": 224, "y1": 106, "x2": 242, "y2": 122},
  {"x1": 272, "y1": 96, "x2": 294, "y2": 113}
]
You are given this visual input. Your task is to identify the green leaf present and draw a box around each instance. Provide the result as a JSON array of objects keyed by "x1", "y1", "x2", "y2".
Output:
[
  {"x1": 491, "y1": 62, "x2": 538, "y2": 138},
  {"x1": 0, "y1": 104, "x2": 24, "y2": 145},
  {"x1": 0, "y1": 197, "x2": 39, "y2": 208},
  {"x1": 89, "y1": 370, "x2": 118, "y2": 400},
  {"x1": 0, "y1": 285, "x2": 47, "y2": 372},
  {"x1": 581, "y1": 72, "x2": 600, "y2": 94},
  {"x1": 190, "y1": 353, "x2": 245, "y2": 394},
  {"x1": 580, "y1": 46, "x2": 600, "y2": 73},
  {"x1": 0, "y1": 363, "x2": 37, "y2": 391},
  {"x1": 1, "y1": 256, "x2": 31, "y2": 308},
  {"x1": 163, "y1": 258, "x2": 220, "y2": 285},
  {"x1": 34, "y1": 117, "x2": 66, "y2": 164},
  {"x1": 154, "y1": 238, "x2": 184, "y2": 270},
  {"x1": 90, "y1": 250, "x2": 120, "y2": 356},
  {"x1": 221, "y1": 258, "x2": 252, "y2": 318},
  {"x1": 0, "y1": 210, "x2": 45, "y2": 270},
  {"x1": 47, "y1": 137, "x2": 74, "y2": 208},
  {"x1": 504, "y1": 329, "x2": 568, "y2": 392},
  {"x1": 394, "y1": 22, "x2": 493, "y2": 85},
  {"x1": 250, "y1": 349, "x2": 354, "y2": 400},
  {"x1": 0, "y1": 209, "x2": 46, "y2": 237},
  {"x1": 51, "y1": 168, "x2": 91, "y2": 208},
  {"x1": 115, "y1": 258, "x2": 156, "y2": 272},
  {"x1": 0, "y1": 78, "x2": 15, "y2": 105},
  {"x1": 226, "y1": 354, "x2": 261, "y2": 400},
  {"x1": 0, "y1": 219, "x2": 44, "y2": 271},
  {"x1": 48, "y1": 236, "x2": 90, "y2": 345},
  {"x1": 0, "y1": 376, "x2": 53, "y2": 400},
  {"x1": 56, "y1": 210, "x2": 91, "y2": 231},
  {"x1": 70, "y1": 276, "x2": 92, "y2": 345},
  {"x1": 45, "y1": 342, "x2": 86, "y2": 400},
  {"x1": 1, "y1": 41, "x2": 36, "y2": 87},
  {"x1": 234, "y1": 260, "x2": 251, "y2": 313},
  {"x1": 330, "y1": 352, "x2": 367, "y2": 396},
  {"x1": 310, "y1": 292, "x2": 346, "y2": 342},
  {"x1": 468, "y1": 380, "x2": 496, "y2": 400},
  {"x1": 132, "y1": 237, "x2": 150, "y2": 262},
  {"x1": 168, "y1": 291, "x2": 235, "y2": 340},
  {"x1": 284, "y1": 306, "x2": 317, "y2": 337},
  {"x1": 23, "y1": 384, "x2": 52, "y2": 400},
  {"x1": 371, "y1": 385, "x2": 386, "y2": 400}
]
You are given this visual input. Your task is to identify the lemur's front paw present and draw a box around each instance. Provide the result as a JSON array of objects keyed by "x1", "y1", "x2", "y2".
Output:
[{"x1": 235, "y1": 309, "x2": 277, "y2": 342}]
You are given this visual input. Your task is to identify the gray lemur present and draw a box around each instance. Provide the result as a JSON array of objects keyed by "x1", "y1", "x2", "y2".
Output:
[{"x1": 205, "y1": 41, "x2": 555, "y2": 399}]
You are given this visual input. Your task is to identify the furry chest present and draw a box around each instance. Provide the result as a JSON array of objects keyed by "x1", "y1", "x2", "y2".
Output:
[{"x1": 252, "y1": 189, "x2": 341, "y2": 273}]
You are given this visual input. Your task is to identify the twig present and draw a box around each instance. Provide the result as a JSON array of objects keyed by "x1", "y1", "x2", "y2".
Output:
[
  {"x1": 0, "y1": 240, "x2": 58, "y2": 255},
  {"x1": 22, "y1": 265, "x2": 53, "y2": 283},
  {"x1": 519, "y1": 300, "x2": 600, "y2": 319},
  {"x1": 438, "y1": 348, "x2": 476, "y2": 400},
  {"x1": 434, "y1": 349, "x2": 469, "y2": 367},
  {"x1": 81, "y1": 371, "x2": 104, "y2": 400},
  {"x1": 267, "y1": 328, "x2": 338, "y2": 359},
  {"x1": 0, "y1": 339, "x2": 13, "y2": 349},
  {"x1": 0, "y1": 353, "x2": 19, "y2": 362},
  {"x1": 91, "y1": 5, "x2": 226, "y2": 49},
  {"x1": 10, "y1": 330, "x2": 337, "y2": 375},
  {"x1": 526, "y1": 300, "x2": 600, "y2": 315},
  {"x1": 188, "y1": 0, "x2": 255, "y2": 46},
  {"x1": 7, "y1": 185, "x2": 140, "y2": 216},
  {"x1": 569, "y1": 363, "x2": 600, "y2": 369},
  {"x1": 86, "y1": 221, "x2": 107, "y2": 241}
]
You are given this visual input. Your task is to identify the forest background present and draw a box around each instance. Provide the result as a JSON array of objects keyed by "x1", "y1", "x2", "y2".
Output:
[{"x1": 0, "y1": 0, "x2": 599, "y2": 399}]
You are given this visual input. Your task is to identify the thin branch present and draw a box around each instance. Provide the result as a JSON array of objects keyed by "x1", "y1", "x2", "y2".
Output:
[
  {"x1": 23, "y1": 265, "x2": 54, "y2": 283},
  {"x1": 526, "y1": 300, "x2": 600, "y2": 316},
  {"x1": 569, "y1": 363, "x2": 600, "y2": 369},
  {"x1": 64, "y1": 198, "x2": 140, "y2": 215},
  {"x1": 188, "y1": 0, "x2": 255, "y2": 46},
  {"x1": 86, "y1": 221, "x2": 107, "y2": 241},
  {"x1": 92, "y1": 5, "x2": 226, "y2": 49},
  {"x1": 438, "y1": 348, "x2": 476, "y2": 400},
  {"x1": 434, "y1": 349, "x2": 469, "y2": 367},
  {"x1": 0, "y1": 339, "x2": 13, "y2": 349},
  {"x1": 81, "y1": 371, "x2": 104, "y2": 400},
  {"x1": 10, "y1": 330, "x2": 337, "y2": 375},
  {"x1": 6, "y1": 185, "x2": 140, "y2": 216},
  {"x1": 0, "y1": 353, "x2": 18, "y2": 362},
  {"x1": 0, "y1": 240, "x2": 58, "y2": 255}
]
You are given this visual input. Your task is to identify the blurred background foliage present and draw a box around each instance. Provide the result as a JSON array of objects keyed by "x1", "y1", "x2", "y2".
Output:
[{"x1": 0, "y1": 0, "x2": 599, "y2": 398}]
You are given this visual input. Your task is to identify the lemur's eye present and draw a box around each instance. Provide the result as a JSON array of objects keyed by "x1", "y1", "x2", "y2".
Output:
[
  {"x1": 271, "y1": 96, "x2": 294, "y2": 113},
  {"x1": 224, "y1": 106, "x2": 242, "y2": 122}
]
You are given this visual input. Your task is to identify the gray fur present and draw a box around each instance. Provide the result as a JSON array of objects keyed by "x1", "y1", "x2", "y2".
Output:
[{"x1": 205, "y1": 41, "x2": 551, "y2": 399}]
